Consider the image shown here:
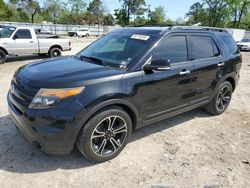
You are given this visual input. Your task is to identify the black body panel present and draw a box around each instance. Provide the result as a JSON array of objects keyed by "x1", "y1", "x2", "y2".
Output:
[{"x1": 7, "y1": 27, "x2": 242, "y2": 155}]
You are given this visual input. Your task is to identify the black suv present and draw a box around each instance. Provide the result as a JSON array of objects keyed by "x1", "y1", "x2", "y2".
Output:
[{"x1": 8, "y1": 26, "x2": 242, "y2": 162}]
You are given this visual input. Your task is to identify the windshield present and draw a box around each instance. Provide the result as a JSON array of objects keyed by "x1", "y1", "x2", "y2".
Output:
[
  {"x1": 241, "y1": 38, "x2": 250, "y2": 42},
  {"x1": 78, "y1": 32, "x2": 157, "y2": 69},
  {"x1": 0, "y1": 26, "x2": 16, "y2": 38}
]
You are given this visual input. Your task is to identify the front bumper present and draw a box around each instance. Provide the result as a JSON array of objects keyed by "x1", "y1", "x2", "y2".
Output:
[
  {"x1": 238, "y1": 46, "x2": 250, "y2": 51},
  {"x1": 8, "y1": 93, "x2": 75, "y2": 155}
]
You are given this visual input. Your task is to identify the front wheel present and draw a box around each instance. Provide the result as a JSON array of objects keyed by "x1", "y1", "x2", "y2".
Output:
[
  {"x1": 0, "y1": 50, "x2": 7, "y2": 64},
  {"x1": 204, "y1": 81, "x2": 233, "y2": 115},
  {"x1": 76, "y1": 107, "x2": 132, "y2": 163},
  {"x1": 49, "y1": 47, "x2": 61, "y2": 57}
]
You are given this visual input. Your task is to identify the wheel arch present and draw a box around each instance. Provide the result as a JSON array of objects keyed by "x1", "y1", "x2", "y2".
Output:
[
  {"x1": 49, "y1": 44, "x2": 62, "y2": 52},
  {"x1": 73, "y1": 99, "x2": 141, "y2": 144},
  {"x1": 225, "y1": 77, "x2": 236, "y2": 91},
  {"x1": 0, "y1": 46, "x2": 8, "y2": 55}
]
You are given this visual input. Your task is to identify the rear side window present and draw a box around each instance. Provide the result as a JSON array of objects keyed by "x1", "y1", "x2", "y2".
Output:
[
  {"x1": 14, "y1": 29, "x2": 32, "y2": 39},
  {"x1": 153, "y1": 36, "x2": 188, "y2": 64},
  {"x1": 221, "y1": 36, "x2": 239, "y2": 55},
  {"x1": 190, "y1": 36, "x2": 220, "y2": 60}
]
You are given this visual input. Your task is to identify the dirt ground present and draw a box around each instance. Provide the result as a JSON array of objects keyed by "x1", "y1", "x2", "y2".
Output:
[{"x1": 0, "y1": 36, "x2": 249, "y2": 188}]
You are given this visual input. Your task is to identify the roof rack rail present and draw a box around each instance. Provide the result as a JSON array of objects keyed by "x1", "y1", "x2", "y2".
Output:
[
  {"x1": 170, "y1": 26, "x2": 228, "y2": 33},
  {"x1": 134, "y1": 24, "x2": 175, "y2": 27}
]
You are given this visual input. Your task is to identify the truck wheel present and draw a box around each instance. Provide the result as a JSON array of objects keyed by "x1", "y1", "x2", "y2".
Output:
[
  {"x1": 86, "y1": 33, "x2": 89, "y2": 37},
  {"x1": 49, "y1": 47, "x2": 61, "y2": 57},
  {"x1": 204, "y1": 81, "x2": 233, "y2": 115},
  {"x1": 76, "y1": 106, "x2": 132, "y2": 163},
  {"x1": 0, "y1": 50, "x2": 7, "y2": 64}
]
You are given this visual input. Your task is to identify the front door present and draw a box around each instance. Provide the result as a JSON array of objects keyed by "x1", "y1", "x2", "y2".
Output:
[
  {"x1": 12, "y1": 29, "x2": 37, "y2": 55},
  {"x1": 142, "y1": 35, "x2": 194, "y2": 122}
]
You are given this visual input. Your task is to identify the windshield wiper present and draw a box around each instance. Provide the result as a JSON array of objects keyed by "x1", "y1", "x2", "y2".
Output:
[{"x1": 80, "y1": 55, "x2": 106, "y2": 66}]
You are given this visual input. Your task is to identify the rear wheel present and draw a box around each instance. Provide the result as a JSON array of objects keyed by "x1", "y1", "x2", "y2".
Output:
[
  {"x1": 0, "y1": 50, "x2": 7, "y2": 64},
  {"x1": 76, "y1": 107, "x2": 132, "y2": 163},
  {"x1": 86, "y1": 33, "x2": 89, "y2": 37},
  {"x1": 204, "y1": 81, "x2": 233, "y2": 115},
  {"x1": 49, "y1": 47, "x2": 61, "y2": 57}
]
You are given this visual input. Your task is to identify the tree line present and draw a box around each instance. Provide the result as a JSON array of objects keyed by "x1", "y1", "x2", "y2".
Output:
[{"x1": 0, "y1": 0, "x2": 249, "y2": 29}]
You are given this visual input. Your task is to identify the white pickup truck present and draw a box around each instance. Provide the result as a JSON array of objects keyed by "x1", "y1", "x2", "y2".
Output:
[{"x1": 0, "y1": 26, "x2": 71, "y2": 64}]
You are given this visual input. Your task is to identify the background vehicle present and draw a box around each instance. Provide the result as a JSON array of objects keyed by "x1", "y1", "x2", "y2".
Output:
[
  {"x1": 35, "y1": 28, "x2": 53, "y2": 35},
  {"x1": 237, "y1": 38, "x2": 250, "y2": 51},
  {"x1": 0, "y1": 25, "x2": 6, "y2": 31},
  {"x1": 8, "y1": 26, "x2": 241, "y2": 163},
  {"x1": 0, "y1": 27, "x2": 71, "y2": 64},
  {"x1": 77, "y1": 28, "x2": 90, "y2": 37},
  {"x1": 68, "y1": 29, "x2": 78, "y2": 37}
]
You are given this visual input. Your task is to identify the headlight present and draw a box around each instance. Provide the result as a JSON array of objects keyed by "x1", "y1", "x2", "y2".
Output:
[{"x1": 29, "y1": 86, "x2": 85, "y2": 109}]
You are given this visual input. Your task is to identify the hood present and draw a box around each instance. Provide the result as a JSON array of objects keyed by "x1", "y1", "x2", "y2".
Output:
[{"x1": 16, "y1": 56, "x2": 125, "y2": 88}]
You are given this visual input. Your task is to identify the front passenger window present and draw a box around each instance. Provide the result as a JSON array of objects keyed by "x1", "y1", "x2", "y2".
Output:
[{"x1": 153, "y1": 36, "x2": 188, "y2": 64}]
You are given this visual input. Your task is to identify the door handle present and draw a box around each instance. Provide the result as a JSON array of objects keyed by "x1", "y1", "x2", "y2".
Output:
[
  {"x1": 30, "y1": 41, "x2": 34, "y2": 43},
  {"x1": 179, "y1": 70, "x2": 191, "y2": 75},
  {"x1": 218, "y1": 62, "x2": 225, "y2": 67}
]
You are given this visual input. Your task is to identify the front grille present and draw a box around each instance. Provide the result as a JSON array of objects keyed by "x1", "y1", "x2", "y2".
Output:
[{"x1": 10, "y1": 77, "x2": 39, "y2": 108}]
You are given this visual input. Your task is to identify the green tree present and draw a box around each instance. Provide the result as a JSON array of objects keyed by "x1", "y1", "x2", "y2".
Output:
[
  {"x1": 44, "y1": 0, "x2": 63, "y2": 24},
  {"x1": 114, "y1": 8, "x2": 127, "y2": 26},
  {"x1": 68, "y1": 0, "x2": 87, "y2": 15},
  {"x1": 203, "y1": 0, "x2": 230, "y2": 27},
  {"x1": 0, "y1": 0, "x2": 9, "y2": 21},
  {"x1": 87, "y1": 0, "x2": 105, "y2": 25},
  {"x1": 103, "y1": 13, "x2": 114, "y2": 25},
  {"x1": 186, "y1": 2, "x2": 208, "y2": 25},
  {"x1": 150, "y1": 6, "x2": 166, "y2": 25},
  {"x1": 119, "y1": 0, "x2": 146, "y2": 25},
  {"x1": 23, "y1": 0, "x2": 40, "y2": 23},
  {"x1": 229, "y1": 0, "x2": 250, "y2": 28}
]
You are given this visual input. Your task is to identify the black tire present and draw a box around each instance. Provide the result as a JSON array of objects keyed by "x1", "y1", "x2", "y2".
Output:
[
  {"x1": 86, "y1": 33, "x2": 89, "y2": 37},
  {"x1": 49, "y1": 47, "x2": 61, "y2": 57},
  {"x1": 0, "y1": 50, "x2": 7, "y2": 64},
  {"x1": 76, "y1": 106, "x2": 132, "y2": 163},
  {"x1": 204, "y1": 81, "x2": 233, "y2": 115}
]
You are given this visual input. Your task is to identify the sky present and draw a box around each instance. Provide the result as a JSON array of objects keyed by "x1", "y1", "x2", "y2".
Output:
[
  {"x1": 4, "y1": 0, "x2": 199, "y2": 20},
  {"x1": 101, "y1": 0, "x2": 200, "y2": 20}
]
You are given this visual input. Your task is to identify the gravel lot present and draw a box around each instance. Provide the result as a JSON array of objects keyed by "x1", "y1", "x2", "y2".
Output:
[{"x1": 0, "y1": 37, "x2": 249, "y2": 188}]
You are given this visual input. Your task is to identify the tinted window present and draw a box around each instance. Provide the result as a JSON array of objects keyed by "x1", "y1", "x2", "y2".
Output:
[
  {"x1": 221, "y1": 36, "x2": 239, "y2": 55},
  {"x1": 190, "y1": 36, "x2": 220, "y2": 59},
  {"x1": 154, "y1": 36, "x2": 188, "y2": 64},
  {"x1": 14, "y1": 29, "x2": 32, "y2": 39},
  {"x1": 95, "y1": 38, "x2": 126, "y2": 53},
  {"x1": 79, "y1": 33, "x2": 156, "y2": 68}
]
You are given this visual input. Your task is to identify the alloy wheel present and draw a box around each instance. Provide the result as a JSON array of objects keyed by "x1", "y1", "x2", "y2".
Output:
[
  {"x1": 216, "y1": 86, "x2": 231, "y2": 112},
  {"x1": 90, "y1": 116, "x2": 128, "y2": 157}
]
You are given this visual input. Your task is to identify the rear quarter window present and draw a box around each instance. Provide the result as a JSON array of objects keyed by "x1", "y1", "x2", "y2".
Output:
[{"x1": 221, "y1": 36, "x2": 239, "y2": 55}]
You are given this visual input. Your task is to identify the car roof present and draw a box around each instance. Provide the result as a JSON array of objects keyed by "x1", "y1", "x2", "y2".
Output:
[{"x1": 112, "y1": 26, "x2": 230, "y2": 37}]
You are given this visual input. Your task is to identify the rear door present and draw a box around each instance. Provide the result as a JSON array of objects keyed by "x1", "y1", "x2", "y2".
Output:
[
  {"x1": 187, "y1": 34, "x2": 224, "y2": 104},
  {"x1": 12, "y1": 29, "x2": 37, "y2": 55},
  {"x1": 142, "y1": 35, "x2": 195, "y2": 122}
]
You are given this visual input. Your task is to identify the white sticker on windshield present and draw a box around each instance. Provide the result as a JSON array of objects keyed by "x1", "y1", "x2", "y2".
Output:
[{"x1": 131, "y1": 34, "x2": 150, "y2": 41}]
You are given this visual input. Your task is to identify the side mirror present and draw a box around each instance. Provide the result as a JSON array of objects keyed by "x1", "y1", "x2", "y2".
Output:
[
  {"x1": 143, "y1": 58, "x2": 171, "y2": 71},
  {"x1": 12, "y1": 35, "x2": 17, "y2": 40}
]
